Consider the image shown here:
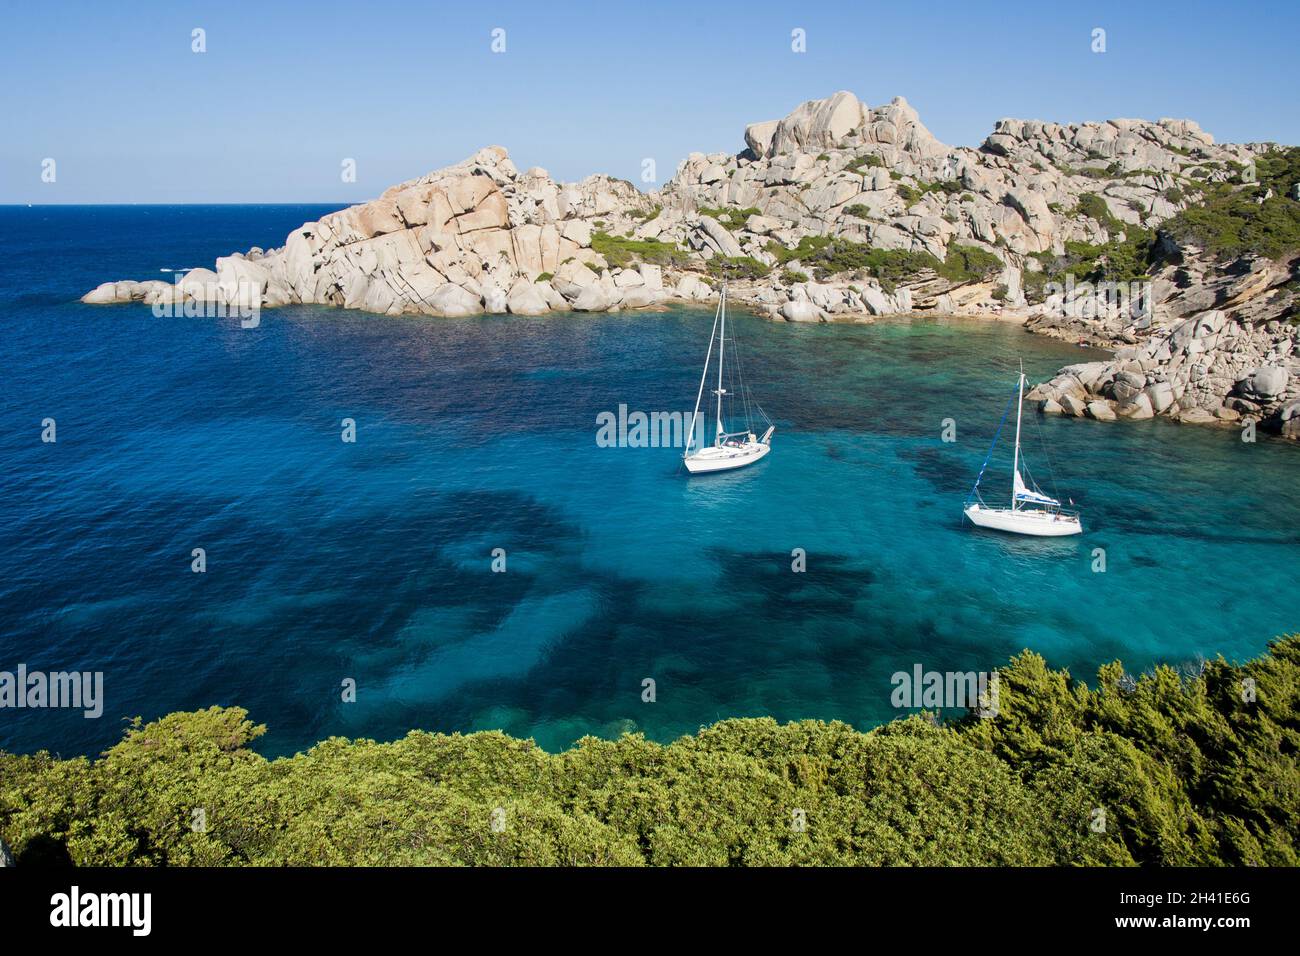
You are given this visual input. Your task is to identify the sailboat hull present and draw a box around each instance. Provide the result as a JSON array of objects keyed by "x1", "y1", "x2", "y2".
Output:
[
  {"x1": 684, "y1": 441, "x2": 770, "y2": 474},
  {"x1": 963, "y1": 503, "x2": 1082, "y2": 537}
]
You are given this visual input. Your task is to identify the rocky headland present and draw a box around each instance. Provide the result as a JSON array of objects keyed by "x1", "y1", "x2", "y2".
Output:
[{"x1": 84, "y1": 91, "x2": 1300, "y2": 437}]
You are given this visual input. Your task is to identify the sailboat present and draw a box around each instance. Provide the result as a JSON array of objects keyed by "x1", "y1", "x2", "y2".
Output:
[
  {"x1": 683, "y1": 284, "x2": 774, "y2": 474},
  {"x1": 963, "y1": 364, "x2": 1082, "y2": 536}
]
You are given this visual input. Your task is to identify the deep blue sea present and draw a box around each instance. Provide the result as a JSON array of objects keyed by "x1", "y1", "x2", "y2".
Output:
[{"x1": 2, "y1": 205, "x2": 1298, "y2": 758}]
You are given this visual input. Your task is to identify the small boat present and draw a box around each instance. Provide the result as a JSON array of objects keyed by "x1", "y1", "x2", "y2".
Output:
[
  {"x1": 963, "y1": 363, "x2": 1082, "y2": 536},
  {"x1": 683, "y1": 284, "x2": 774, "y2": 475}
]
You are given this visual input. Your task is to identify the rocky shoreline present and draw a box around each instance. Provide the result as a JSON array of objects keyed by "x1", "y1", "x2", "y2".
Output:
[{"x1": 83, "y1": 91, "x2": 1299, "y2": 438}]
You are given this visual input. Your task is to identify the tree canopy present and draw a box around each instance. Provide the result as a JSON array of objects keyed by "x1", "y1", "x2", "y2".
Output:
[{"x1": 3, "y1": 637, "x2": 1296, "y2": 866}]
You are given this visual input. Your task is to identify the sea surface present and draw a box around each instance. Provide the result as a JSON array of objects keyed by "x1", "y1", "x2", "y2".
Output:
[{"x1": 2, "y1": 205, "x2": 1297, "y2": 758}]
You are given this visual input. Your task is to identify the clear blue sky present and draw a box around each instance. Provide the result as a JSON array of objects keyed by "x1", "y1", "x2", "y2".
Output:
[{"x1": 2, "y1": 0, "x2": 1296, "y2": 203}]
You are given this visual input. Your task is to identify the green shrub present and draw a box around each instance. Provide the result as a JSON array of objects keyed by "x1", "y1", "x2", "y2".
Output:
[
  {"x1": 697, "y1": 206, "x2": 762, "y2": 231},
  {"x1": 845, "y1": 154, "x2": 884, "y2": 173},
  {"x1": 706, "y1": 255, "x2": 771, "y2": 280},
  {"x1": 590, "y1": 231, "x2": 690, "y2": 270},
  {"x1": 3, "y1": 637, "x2": 1296, "y2": 866},
  {"x1": 1076, "y1": 193, "x2": 1125, "y2": 234},
  {"x1": 780, "y1": 269, "x2": 809, "y2": 284},
  {"x1": 1160, "y1": 146, "x2": 1300, "y2": 260},
  {"x1": 935, "y1": 244, "x2": 1003, "y2": 283}
]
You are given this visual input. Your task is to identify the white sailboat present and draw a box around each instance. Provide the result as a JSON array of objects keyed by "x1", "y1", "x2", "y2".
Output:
[
  {"x1": 683, "y1": 285, "x2": 774, "y2": 475},
  {"x1": 963, "y1": 364, "x2": 1082, "y2": 536}
]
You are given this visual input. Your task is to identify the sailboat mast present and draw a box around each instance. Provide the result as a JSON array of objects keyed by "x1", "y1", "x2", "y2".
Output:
[
  {"x1": 686, "y1": 293, "x2": 722, "y2": 458},
  {"x1": 1011, "y1": 367, "x2": 1024, "y2": 511},
  {"x1": 715, "y1": 285, "x2": 726, "y2": 445}
]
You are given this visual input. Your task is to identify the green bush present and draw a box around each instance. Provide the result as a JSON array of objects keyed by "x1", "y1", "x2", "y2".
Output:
[
  {"x1": 764, "y1": 236, "x2": 1002, "y2": 287},
  {"x1": 1076, "y1": 192, "x2": 1125, "y2": 234},
  {"x1": 897, "y1": 184, "x2": 922, "y2": 204},
  {"x1": 697, "y1": 206, "x2": 762, "y2": 231},
  {"x1": 590, "y1": 231, "x2": 690, "y2": 270},
  {"x1": 706, "y1": 255, "x2": 771, "y2": 280},
  {"x1": 935, "y1": 244, "x2": 1004, "y2": 283},
  {"x1": 1161, "y1": 146, "x2": 1300, "y2": 260},
  {"x1": 845, "y1": 154, "x2": 884, "y2": 173},
  {"x1": 780, "y1": 269, "x2": 809, "y2": 284},
  {"x1": 3, "y1": 637, "x2": 1296, "y2": 866}
]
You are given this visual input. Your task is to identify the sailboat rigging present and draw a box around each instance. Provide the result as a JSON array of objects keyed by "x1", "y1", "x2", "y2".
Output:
[
  {"x1": 963, "y1": 363, "x2": 1082, "y2": 536},
  {"x1": 682, "y1": 284, "x2": 774, "y2": 474}
]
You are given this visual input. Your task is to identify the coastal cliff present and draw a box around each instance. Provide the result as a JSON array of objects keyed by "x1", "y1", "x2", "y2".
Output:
[{"x1": 83, "y1": 91, "x2": 1300, "y2": 435}]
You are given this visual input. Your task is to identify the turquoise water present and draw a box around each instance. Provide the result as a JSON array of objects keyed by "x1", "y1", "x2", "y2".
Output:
[{"x1": 2, "y1": 207, "x2": 1297, "y2": 758}]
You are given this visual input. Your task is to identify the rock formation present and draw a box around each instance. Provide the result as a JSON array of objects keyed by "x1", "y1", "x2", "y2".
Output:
[{"x1": 82, "y1": 91, "x2": 1298, "y2": 435}]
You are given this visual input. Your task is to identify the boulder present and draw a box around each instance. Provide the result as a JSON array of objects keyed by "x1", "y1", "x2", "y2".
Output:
[
  {"x1": 1086, "y1": 400, "x2": 1117, "y2": 421},
  {"x1": 215, "y1": 256, "x2": 268, "y2": 309},
  {"x1": 744, "y1": 119, "x2": 780, "y2": 159},
  {"x1": 674, "y1": 274, "x2": 713, "y2": 300},
  {"x1": 620, "y1": 287, "x2": 665, "y2": 309},
  {"x1": 1110, "y1": 369, "x2": 1146, "y2": 403},
  {"x1": 695, "y1": 216, "x2": 744, "y2": 258},
  {"x1": 82, "y1": 282, "x2": 121, "y2": 304},
  {"x1": 780, "y1": 299, "x2": 821, "y2": 322},
  {"x1": 769, "y1": 91, "x2": 866, "y2": 155},
  {"x1": 1178, "y1": 407, "x2": 1217, "y2": 424},
  {"x1": 537, "y1": 281, "x2": 567, "y2": 311},
  {"x1": 1239, "y1": 366, "x2": 1289, "y2": 401},
  {"x1": 1144, "y1": 380, "x2": 1176, "y2": 414},
  {"x1": 506, "y1": 279, "x2": 550, "y2": 315},
  {"x1": 1060, "y1": 394, "x2": 1088, "y2": 417},
  {"x1": 743, "y1": 214, "x2": 782, "y2": 236},
  {"x1": 561, "y1": 220, "x2": 593, "y2": 246},
  {"x1": 572, "y1": 285, "x2": 617, "y2": 312},
  {"x1": 1116, "y1": 393, "x2": 1154, "y2": 419},
  {"x1": 427, "y1": 283, "x2": 483, "y2": 317},
  {"x1": 481, "y1": 283, "x2": 509, "y2": 314},
  {"x1": 179, "y1": 268, "x2": 222, "y2": 301}
]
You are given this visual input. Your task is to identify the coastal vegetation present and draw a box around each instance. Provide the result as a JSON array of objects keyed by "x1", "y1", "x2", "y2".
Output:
[
  {"x1": 589, "y1": 230, "x2": 690, "y2": 270},
  {"x1": 697, "y1": 206, "x2": 762, "y2": 231},
  {"x1": 706, "y1": 255, "x2": 771, "y2": 280},
  {"x1": 1022, "y1": 149, "x2": 1300, "y2": 304},
  {"x1": 845, "y1": 154, "x2": 884, "y2": 173},
  {"x1": 762, "y1": 236, "x2": 1000, "y2": 290},
  {"x1": 3, "y1": 637, "x2": 1295, "y2": 867},
  {"x1": 1160, "y1": 145, "x2": 1300, "y2": 260}
]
